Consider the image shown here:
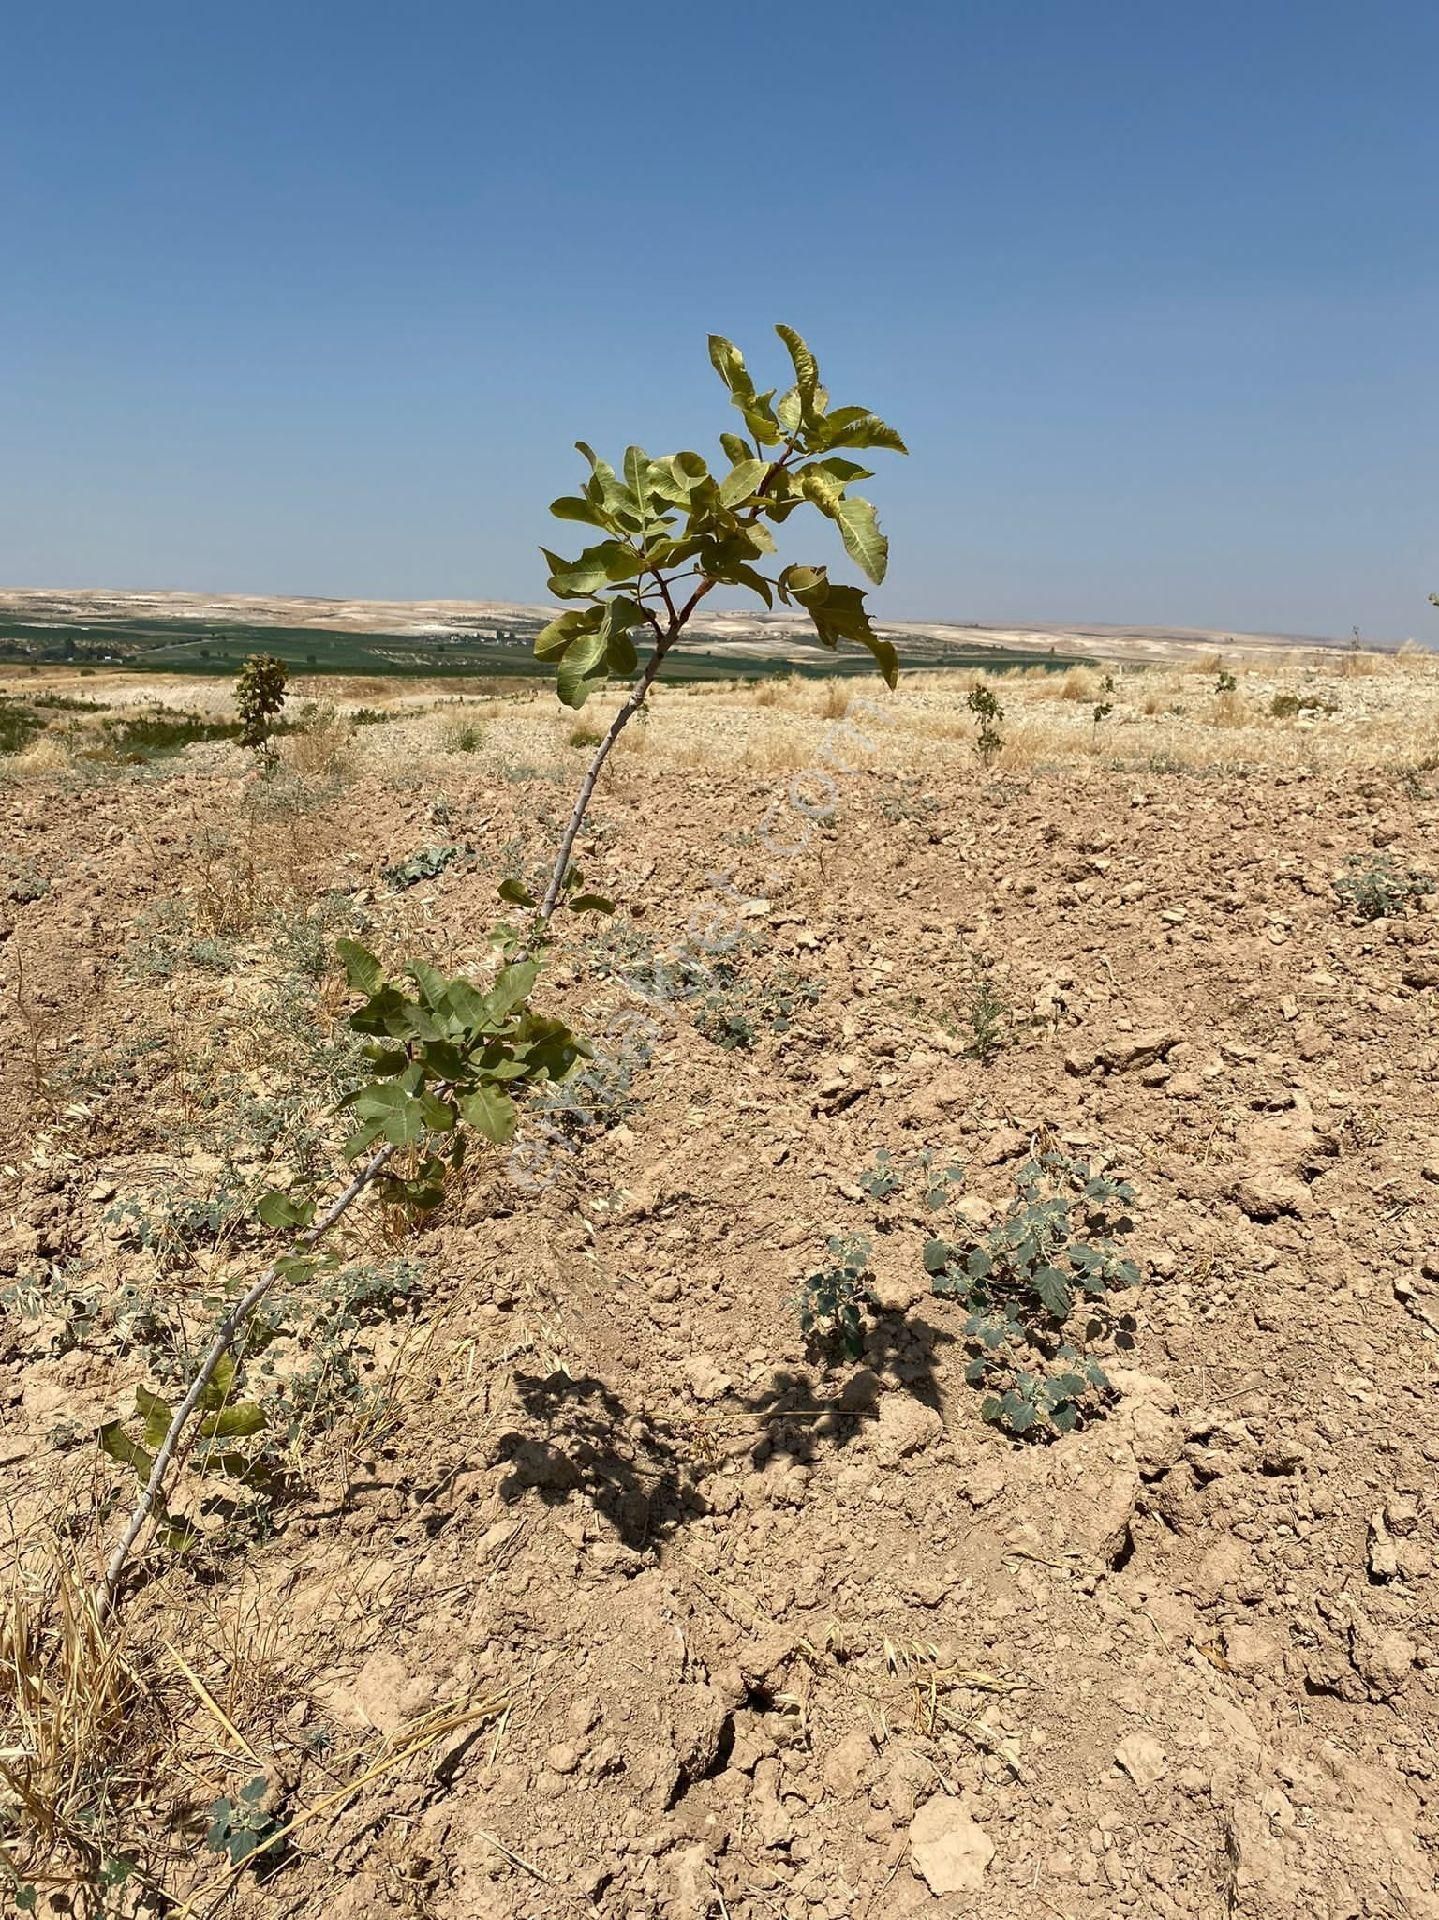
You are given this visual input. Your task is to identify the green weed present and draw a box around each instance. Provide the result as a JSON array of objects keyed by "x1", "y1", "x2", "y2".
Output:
[
  {"x1": 798, "y1": 1233, "x2": 874, "y2": 1359},
  {"x1": 1334, "y1": 852, "x2": 1435, "y2": 922},
  {"x1": 927, "y1": 1148, "x2": 1140, "y2": 1438}
]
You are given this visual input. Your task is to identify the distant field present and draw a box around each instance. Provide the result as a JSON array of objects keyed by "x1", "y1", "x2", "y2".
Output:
[{"x1": 0, "y1": 613, "x2": 1079, "y2": 681}]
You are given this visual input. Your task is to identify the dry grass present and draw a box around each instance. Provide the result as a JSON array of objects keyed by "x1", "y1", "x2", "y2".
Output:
[
  {"x1": 1209, "y1": 689, "x2": 1250, "y2": 728},
  {"x1": 1056, "y1": 665, "x2": 1102, "y2": 702},
  {"x1": 286, "y1": 702, "x2": 355, "y2": 781},
  {"x1": 6, "y1": 734, "x2": 74, "y2": 777},
  {"x1": 0, "y1": 1539, "x2": 174, "y2": 1904},
  {"x1": 1334, "y1": 648, "x2": 1385, "y2": 679}
]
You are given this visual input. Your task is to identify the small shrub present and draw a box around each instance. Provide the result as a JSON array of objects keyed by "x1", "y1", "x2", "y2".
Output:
[
  {"x1": 798, "y1": 1233, "x2": 873, "y2": 1359},
  {"x1": 582, "y1": 923, "x2": 820, "y2": 1050},
  {"x1": 694, "y1": 954, "x2": 820, "y2": 1049},
  {"x1": 99, "y1": 710, "x2": 242, "y2": 758},
  {"x1": 7, "y1": 865, "x2": 52, "y2": 904},
  {"x1": 1334, "y1": 853, "x2": 1435, "y2": 922},
  {"x1": 966, "y1": 682, "x2": 1003, "y2": 767},
  {"x1": 92, "y1": 321, "x2": 909, "y2": 1613},
  {"x1": 859, "y1": 1146, "x2": 964, "y2": 1228},
  {"x1": 926, "y1": 1149, "x2": 1140, "y2": 1438},
  {"x1": 288, "y1": 701, "x2": 353, "y2": 779},
  {"x1": 234, "y1": 654, "x2": 288, "y2": 753},
  {"x1": 879, "y1": 782, "x2": 938, "y2": 826},
  {"x1": 0, "y1": 702, "x2": 44, "y2": 755},
  {"x1": 1215, "y1": 670, "x2": 1237, "y2": 694},
  {"x1": 1270, "y1": 690, "x2": 1337, "y2": 719},
  {"x1": 205, "y1": 1776, "x2": 285, "y2": 1873},
  {"x1": 963, "y1": 967, "x2": 1009, "y2": 1063},
  {"x1": 381, "y1": 842, "x2": 469, "y2": 891},
  {"x1": 859, "y1": 1147, "x2": 904, "y2": 1208},
  {"x1": 29, "y1": 690, "x2": 108, "y2": 712},
  {"x1": 569, "y1": 725, "x2": 603, "y2": 749},
  {"x1": 448, "y1": 723, "x2": 484, "y2": 752}
]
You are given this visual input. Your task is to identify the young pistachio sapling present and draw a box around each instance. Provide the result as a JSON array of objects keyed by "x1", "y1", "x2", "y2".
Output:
[{"x1": 97, "y1": 326, "x2": 906, "y2": 1610}]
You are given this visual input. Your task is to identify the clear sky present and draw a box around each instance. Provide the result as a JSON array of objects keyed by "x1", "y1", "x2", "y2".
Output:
[{"x1": 3, "y1": 1, "x2": 1435, "y2": 638}]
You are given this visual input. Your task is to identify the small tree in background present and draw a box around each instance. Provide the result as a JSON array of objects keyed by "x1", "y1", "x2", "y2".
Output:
[
  {"x1": 966, "y1": 680, "x2": 1004, "y2": 768},
  {"x1": 234, "y1": 653, "x2": 288, "y2": 753}
]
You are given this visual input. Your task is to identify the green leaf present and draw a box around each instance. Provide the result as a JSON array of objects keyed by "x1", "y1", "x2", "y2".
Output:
[
  {"x1": 488, "y1": 959, "x2": 539, "y2": 1019},
  {"x1": 549, "y1": 494, "x2": 611, "y2": 529},
  {"x1": 418, "y1": 1090, "x2": 457, "y2": 1132},
  {"x1": 670, "y1": 449, "x2": 711, "y2": 491},
  {"x1": 775, "y1": 325, "x2": 820, "y2": 408},
  {"x1": 795, "y1": 579, "x2": 899, "y2": 689},
  {"x1": 274, "y1": 1252, "x2": 323, "y2": 1285},
  {"x1": 809, "y1": 456, "x2": 874, "y2": 483},
  {"x1": 833, "y1": 496, "x2": 888, "y2": 584},
  {"x1": 719, "y1": 431, "x2": 753, "y2": 466},
  {"x1": 569, "y1": 893, "x2": 615, "y2": 914},
  {"x1": 724, "y1": 563, "x2": 774, "y2": 607},
  {"x1": 740, "y1": 392, "x2": 784, "y2": 448},
  {"x1": 556, "y1": 656, "x2": 605, "y2": 710},
  {"x1": 1032, "y1": 1265, "x2": 1073, "y2": 1319},
  {"x1": 573, "y1": 442, "x2": 638, "y2": 524},
  {"x1": 797, "y1": 467, "x2": 843, "y2": 516},
  {"x1": 498, "y1": 877, "x2": 536, "y2": 907},
  {"x1": 207, "y1": 1353, "x2": 237, "y2": 1406},
  {"x1": 459, "y1": 1084, "x2": 517, "y2": 1145},
  {"x1": 549, "y1": 599, "x2": 641, "y2": 706},
  {"x1": 555, "y1": 621, "x2": 610, "y2": 709},
  {"x1": 708, "y1": 334, "x2": 754, "y2": 399},
  {"x1": 815, "y1": 407, "x2": 908, "y2": 455},
  {"x1": 622, "y1": 445, "x2": 651, "y2": 519},
  {"x1": 1000, "y1": 1390, "x2": 1036, "y2": 1434},
  {"x1": 342, "y1": 1117, "x2": 386, "y2": 1160},
  {"x1": 542, "y1": 540, "x2": 641, "y2": 598},
  {"x1": 257, "y1": 1190, "x2": 311, "y2": 1231},
  {"x1": 779, "y1": 563, "x2": 828, "y2": 608},
  {"x1": 533, "y1": 606, "x2": 602, "y2": 661},
  {"x1": 135, "y1": 1385, "x2": 173, "y2": 1450},
  {"x1": 718, "y1": 458, "x2": 768, "y2": 509},
  {"x1": 599, "y1": 594, "x2": 646, "y2": 641},
  {"x1": 347, "y1": 1080, "x2": 426, "y2": 1146},
  {"x1": 99, "y1": 1421, "x2": 154, "y2": 1486},
  {"x1": 198, "y1": 1402, "x2": 266, "y2": 1440},
  {"x1": 335, "y1": 939, "x2": 383, "y2": 996}
]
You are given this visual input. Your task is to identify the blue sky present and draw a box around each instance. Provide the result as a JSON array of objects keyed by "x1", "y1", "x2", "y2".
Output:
[{"x1": 3, "y1": 1, "x2": 1435, "y2": 637}]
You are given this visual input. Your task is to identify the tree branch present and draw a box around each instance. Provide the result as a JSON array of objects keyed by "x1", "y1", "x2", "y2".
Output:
[
  {"x1": 98, "y1": 1142, "x2": 395, "y2": 1613},
  {"x1": 537, "y1": 628, "x2": 677, "y2": 923}
]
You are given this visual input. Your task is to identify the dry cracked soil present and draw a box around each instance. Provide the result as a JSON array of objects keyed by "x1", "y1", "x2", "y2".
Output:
[{"x1": 2, "y1": 661, "x2": 1438, "y2": 1919}]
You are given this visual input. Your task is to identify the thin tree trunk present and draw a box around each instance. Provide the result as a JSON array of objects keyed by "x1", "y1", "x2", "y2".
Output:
[{"x1": 98, "y1": 1144, "x2": 393, "y2": 1612}]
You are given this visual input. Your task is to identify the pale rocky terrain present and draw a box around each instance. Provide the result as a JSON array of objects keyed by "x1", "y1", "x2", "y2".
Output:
[
  {"x1": 0, "y1": 583, "x2": 1390, "y2": 670},
  {"x1": 2, "y1": 647, "x2": 1438, "y2": 1918}
]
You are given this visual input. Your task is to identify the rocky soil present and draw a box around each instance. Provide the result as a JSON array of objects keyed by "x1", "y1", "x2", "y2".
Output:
[{"x1": 2, "y1": 676, "x2": 1438, "y2": 1918}]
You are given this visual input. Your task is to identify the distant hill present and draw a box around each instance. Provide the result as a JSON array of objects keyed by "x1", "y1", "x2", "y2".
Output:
[{"x1": 0, "y1": 586, "x2": 1393, "y2": 681}]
